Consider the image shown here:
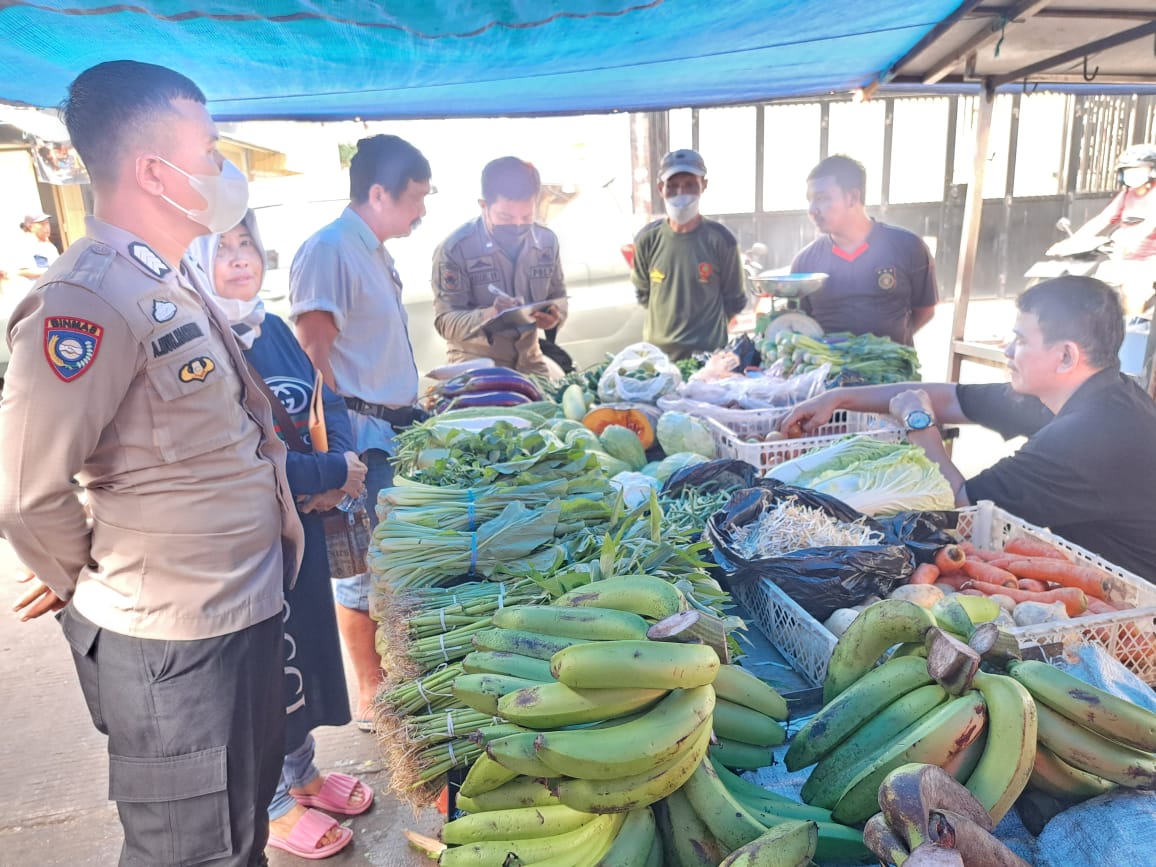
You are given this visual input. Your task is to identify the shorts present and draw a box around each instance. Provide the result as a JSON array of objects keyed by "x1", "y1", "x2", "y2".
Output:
[{"x1": 334, "y1": 448, "x2": 393, "y2": 612}]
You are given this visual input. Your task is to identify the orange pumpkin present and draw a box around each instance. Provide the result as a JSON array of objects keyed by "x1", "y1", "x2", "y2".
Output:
[{"x1": 582, "y1": 404, "x2": 660, "y2": 450}]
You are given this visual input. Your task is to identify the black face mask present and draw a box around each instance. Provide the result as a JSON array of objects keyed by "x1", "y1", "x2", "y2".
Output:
[{"x1": 491, "y1": 223, "x2": 531, "y2": 256}]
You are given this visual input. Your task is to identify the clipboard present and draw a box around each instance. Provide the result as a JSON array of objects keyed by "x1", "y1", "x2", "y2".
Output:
[{"x1": 463, "y1": 296, "x2": 568, "y2": 339}]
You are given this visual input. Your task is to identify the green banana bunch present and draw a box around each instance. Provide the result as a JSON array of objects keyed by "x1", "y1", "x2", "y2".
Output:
[
  {"x1": 486, "y1": 731, "x2": 558, "y2": 778},
  {"x1": 534, "y1": 686, "x2": 714, "y2": 780},
  {"x1": 711, "y1": 664, "x2": 788, "y2": 720},
  {"x1": 452, "y1": 672, "x2": 542, "y2": 715},
  {"x1": 1028, "y1": 742, "x2": 1116, "y2": 801},
  {"x1": 1008, "y1": 659, "x2": 1156, "y2": 751},
  {"x1": 471, "y1": 627, "x2": 586, "y2": 660},
  {"x1": 554, "y1": 718, "x2": 711, "y2": 813},
  {"x1": 594, "y1": 806, "x2": 656, "y2": 867},
  {"x1": 440, "y1": 803, "x2": 596, "y2": 844},
  {"x1": 711, "y1": 699, "x2": 786, "y2": 747},
  {"x1": 709, "y1": 738, "x2": 773, "y2": 771},
  {"x1": 829, "y1": 692, "x2": 988, "y2": 824},
  {"x1": 461, "y1": 650, "x2": 556, "y2": 682},
  {"x1": 454, "y1": 775, "x2": 560, "y2": 814},
  {"x1": 497, "y1": 682, "x2": 667, "y2": 729},
  {"x1": 962, "y1": 670, "x2": 1037, "y2": 823},
  {"x1": 458, "y1": 751, "x2": 518, "y2": 799},
  {"x1": 822, "y1": 599, "x2": 937, "y2": 703},
  {"x1": 439, "y1": 811, "x2": 625, "y2": 867},
  {"x1": 787, "y1": 655, "x2": 935, "y2": 771},
  {"x1": 658, "y1": 787, "x2": 725, "y2": 866},
  {"x1": 1034, "y1": 700, "x2": 1156, "y2": 789},
  {"x1": 717, "y1": 820, "x2": 818, "y2": 867},
  {"x1": 550, "y1": 639, "x2": 719, "y2": 690},
  {"x1": 553, "y1": 574, "x2": 686, "y2": 619},
  {"x1": 492, "y1": 604, "x2": 651, "y2": 641},
  {"x1": 680, "y1": 759, "x2": 767, "y2": 850}
]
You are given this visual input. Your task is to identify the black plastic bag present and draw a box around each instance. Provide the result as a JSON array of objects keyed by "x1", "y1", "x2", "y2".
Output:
[
  {"x1": 706, "y1": 483, "x2": 914, "y2": 622},
  {"x1": 662, "y1": 458, "x2": 760, "y2": 497},
  {"x1": 876, "y1": 510, "x2": 961, "y2": 564}
]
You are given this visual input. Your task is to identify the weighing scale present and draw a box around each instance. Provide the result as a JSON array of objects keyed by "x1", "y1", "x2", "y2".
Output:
[{"x1": 747, "y1": 272, "x2": 828, "y2": 339}]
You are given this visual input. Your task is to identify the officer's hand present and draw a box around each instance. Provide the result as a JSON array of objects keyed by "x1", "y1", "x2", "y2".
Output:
[
  {"x1": 779, "y1": 392, "x2": 840, "y2": 438},
  {"x1": 341, "y1": 451, "x2": 368, "y2": 497},
  {"x1": 486, "y1": 295, "x2": 520, "y2": 319},
  {"x1": 11, "y1": 570, "x2": 65, "y2": 621},
  {"x1": 531, "y1": 307, "x2": 560, "y2": 330},
  {"x1": 300, "y1": 489, "x2": 346, "y2": 514}
]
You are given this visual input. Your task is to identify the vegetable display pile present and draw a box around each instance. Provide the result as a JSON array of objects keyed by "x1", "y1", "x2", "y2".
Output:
[
  {"x1": 731, "y1": 497, "x2": 883, "y2": 559},
  {"x1": 770, "y1": 436, "x2": 955, "y2": 516},
  {"x1": 761, "y1": 331, "x2": 921, "y2": 385}
]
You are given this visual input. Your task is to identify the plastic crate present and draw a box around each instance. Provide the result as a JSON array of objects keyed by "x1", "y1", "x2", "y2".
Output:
[
  {"x1": 706, "y1": 409, "x2": 903, "y2": 476},
  {"x1": 733, "y1": 500, "x2": 1156, "y2": 686}
]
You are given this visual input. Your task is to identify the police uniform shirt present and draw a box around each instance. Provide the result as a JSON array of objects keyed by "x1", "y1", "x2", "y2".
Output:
[
  {"x1": 431, "y1": 217, "x2": 567, "y2": 377},
  {"x1": 793, "y1": 221, "x2": 938, "y2": 346},
  {"x1": 0, "y1": 217, "x2": 303, "y2": 640},
  {"x1": 289, "y1": 207, "x2": 419, "y2": 455}
]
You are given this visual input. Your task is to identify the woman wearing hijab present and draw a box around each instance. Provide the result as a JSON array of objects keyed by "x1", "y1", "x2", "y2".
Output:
[{"x1": 190, "y1": 211, "x2": 373, "y2": 860}]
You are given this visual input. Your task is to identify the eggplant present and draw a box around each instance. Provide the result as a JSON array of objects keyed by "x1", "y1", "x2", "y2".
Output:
[
  {"x1": 446, "y1": 391, "x2": 533, "y2": 409},
  {"x1": 437, "y1": 368, "x2": 543, "y2": 401}
]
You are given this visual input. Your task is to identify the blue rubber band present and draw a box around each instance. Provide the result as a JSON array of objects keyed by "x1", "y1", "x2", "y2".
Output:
[
  {"x1": 468, "y1": 531, "x2": 478, "y2": 576},
  {"x1": 467, "y1": 489, "x2": 476, "y2": 532}
]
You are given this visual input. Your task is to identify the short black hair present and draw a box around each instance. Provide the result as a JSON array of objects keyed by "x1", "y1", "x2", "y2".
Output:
[
  {"x1": 807, "y1": 154, "x2": 867, "y2": 201},
  {"x1": 62, "y1": 60, "x2": 205, "y2": 186},
  {"x1": 481, "y1": 157, "x2": 541, "y2": 203},
  {"x1": 348, "y1": 135, "x2": 431, "y2": 203},
  {"x1": 1017, "y1": 275, "x2": 1124, "y2": 369}
]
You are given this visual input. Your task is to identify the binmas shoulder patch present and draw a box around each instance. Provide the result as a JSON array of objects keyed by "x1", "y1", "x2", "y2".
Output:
[{"x1": 44, "y1": 316, "x2": 103, "y2": 382}]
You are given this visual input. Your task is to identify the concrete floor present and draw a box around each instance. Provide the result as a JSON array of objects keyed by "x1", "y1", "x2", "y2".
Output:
[{"x1": 0, "y1": 298, "x2": 1022, "y2": 866}]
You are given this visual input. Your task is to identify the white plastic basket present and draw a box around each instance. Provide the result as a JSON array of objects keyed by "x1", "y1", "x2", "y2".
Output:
[
  {"x1": 734, "y1": 500, "x2": 1156, "y2": 686},
  {"x1": 706, "y1": 409, "x2": 903, "y2": 476}
]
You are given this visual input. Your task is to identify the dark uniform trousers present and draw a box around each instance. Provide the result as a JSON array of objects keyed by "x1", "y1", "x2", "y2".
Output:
[{"x1": 59, "y1": 606, "x2": 284, "y2": 866}]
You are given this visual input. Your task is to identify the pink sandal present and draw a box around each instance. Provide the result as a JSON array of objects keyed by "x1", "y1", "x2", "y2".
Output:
[
  {"x1": 267, "y1": 808, "x2": 352, "y2": 860},
  {"x1": 292, "y1": 773, "x2": 375, "y2": 816}
]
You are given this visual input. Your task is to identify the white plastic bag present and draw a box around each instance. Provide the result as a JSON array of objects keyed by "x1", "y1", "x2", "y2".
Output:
[{"x1": 597, "y1": 342, "x2": 682, "y2": 404}]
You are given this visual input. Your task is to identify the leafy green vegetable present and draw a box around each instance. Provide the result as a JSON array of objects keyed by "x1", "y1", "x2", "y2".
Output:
[
  {"x1": 768, "y1": 436, "x2": 954, "y2": 515},
  {"x1": 656, "y1": 411, "x2": 717, "y2": 459},
  {"x1": 760, "y1": 331, "x2": 920, "y2": 385}
]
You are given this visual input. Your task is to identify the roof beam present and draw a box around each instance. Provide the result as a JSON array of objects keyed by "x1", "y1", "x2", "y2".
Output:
[
  {"x1": 922, "y1": 0, "x2": 1051, "y2": 84},
  {"x1": 987, "y1": 19, "x2": 1156, "y2": 89},
  {"x1": 874, "y1": 0, "x2": 989, "y2": 87},
  {"x1": 974, "y1": 5, "x2": 1156, "y2": 21}
]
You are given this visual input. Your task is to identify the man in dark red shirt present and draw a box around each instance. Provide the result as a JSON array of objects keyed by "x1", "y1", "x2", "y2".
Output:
[{"x1": 792, "y1": 155, "x2": 938, "y2": 346}]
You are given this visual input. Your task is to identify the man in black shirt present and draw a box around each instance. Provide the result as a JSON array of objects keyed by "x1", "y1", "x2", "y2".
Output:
[{"x1": 781, "y1": 276, "x2": 1156, "y2": 581}]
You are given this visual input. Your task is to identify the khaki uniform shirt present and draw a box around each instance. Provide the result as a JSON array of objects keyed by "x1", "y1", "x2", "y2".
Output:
[
  {"x1": 432, "y1": 218, "x2": 567, "y2": 377},
  {"x1": 0, "y1": 218, "x2": 304, "y2": 641}
]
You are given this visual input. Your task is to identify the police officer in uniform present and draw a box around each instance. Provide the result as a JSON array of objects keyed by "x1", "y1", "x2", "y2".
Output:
[
  {"x1": 432, "y1": 156, "x2": 567, "y2": 378},
  {"x1": 0, "y1": 61, "x2": 303, "y2": 866}
]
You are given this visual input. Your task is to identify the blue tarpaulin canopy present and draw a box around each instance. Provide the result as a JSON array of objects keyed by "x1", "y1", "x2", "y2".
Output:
[{"x1": 0, "y1": 1, "x2": 970, "y2": 120}]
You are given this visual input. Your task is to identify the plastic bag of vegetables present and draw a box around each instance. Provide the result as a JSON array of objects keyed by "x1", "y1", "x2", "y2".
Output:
[{"x1": 596, "y1": 342, "x2": 682, "y2": 404}]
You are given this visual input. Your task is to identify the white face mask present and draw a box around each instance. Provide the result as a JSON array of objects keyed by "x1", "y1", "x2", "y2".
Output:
[
  {"x1": 664, "y1": 193, "x2": 700, "y2": 225},
  {"x1": 1121, "y1": 166, "x2": 1153, "y2": 189},
  {"x1": 155, "y1": 157, "x2": 250, "y2": 234}
]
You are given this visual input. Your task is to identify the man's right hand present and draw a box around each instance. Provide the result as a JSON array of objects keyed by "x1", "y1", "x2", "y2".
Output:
[
  {"x1": 779, "y1": 392, "x2": 842, "y2": 438},
  {"x1": 486, "y1": 294, "x2": 520, "y2": 320},
  {"x1": 341, "y1": 451, "x2": 367, "y2": 497},
  {"x1": 12, "y1": 570, "x2": 66, "y2": 621}
]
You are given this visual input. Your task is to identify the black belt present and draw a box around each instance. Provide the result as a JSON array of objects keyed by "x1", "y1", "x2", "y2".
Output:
[{"x1": 344, "y1": 397, "x2": 428, "y2": 429}]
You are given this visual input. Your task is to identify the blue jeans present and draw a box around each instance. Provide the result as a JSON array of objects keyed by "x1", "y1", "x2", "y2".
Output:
[
  {"x1": 267, "y1": 734, "x2": 320, "y2": 821},
  {"x1": 333, "y1": 449, "x2": 393, "y2": 611}
]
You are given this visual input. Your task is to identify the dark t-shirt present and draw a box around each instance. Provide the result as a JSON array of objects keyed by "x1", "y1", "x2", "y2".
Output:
[
  {"x1": 958, "y1": 369, "x2": 1156, "y2": 582},
  {"x1": 793, "y1": 221, "x2": 938, "y2": 345},
  {"x1": 631, "y1": 218, "x2": 746, "y2": 360}
]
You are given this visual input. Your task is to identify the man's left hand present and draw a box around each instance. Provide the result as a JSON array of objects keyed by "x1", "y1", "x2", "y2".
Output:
[
  {"x1": 300, "y1": 489, "x2": 346, "y2": 513},
  {"x1": 531, "y1": 307, "x2": 560, "y2": 330},
  {"x1": 889, "y1": 389, "x2": 935, "y2": 423},
  {"x1": 12, "y1": 570, "x2": 65, "y2": 621}
]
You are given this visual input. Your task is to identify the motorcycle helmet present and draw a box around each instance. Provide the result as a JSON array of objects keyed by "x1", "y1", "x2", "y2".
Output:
[{"x1": 1115, "y1": 143, "x2": 1156, "y2": 188}]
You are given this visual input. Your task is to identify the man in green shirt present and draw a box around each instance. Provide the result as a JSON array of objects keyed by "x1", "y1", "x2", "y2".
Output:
[{"x1": 631, "y1": 149, "x2": 747, "y2": 360}]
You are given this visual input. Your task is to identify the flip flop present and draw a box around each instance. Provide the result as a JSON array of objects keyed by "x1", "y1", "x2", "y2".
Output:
[
  {"x1": 354, "y1": 718, "x2": 375, "y2": 733},
  {"x1": 292, "y1": 773, "x2": 375, "y2": 816},
  {"x1": 267, "y1": 808, "x2": 352, "y2": 860}
]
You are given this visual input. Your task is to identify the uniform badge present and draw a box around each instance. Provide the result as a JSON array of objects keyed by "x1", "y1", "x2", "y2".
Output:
[
  {"x1": 876, "y1": 267, "x2": 897, "y2": 290},
  {"x1": 649, "y1": 268, "x2": 666, "y2": 284},
  {"x1": 179, "y1": 356, "x2": 215, "y2": 383},
  {"x1": 698, "y1": 262, "x2": 714, "y2": 283},
  {"x1": 44, "y1": 317, "x2": 103, "y2": 382},
  {"x1": 129, "y1": 242, "x2": 171, "y2": 279},
  {"x1": 441, "y1": 265, "x2": 461, "y2": 292},
  {"x1": 152, "y1": 299, "x2": 177, "y2": 322}
]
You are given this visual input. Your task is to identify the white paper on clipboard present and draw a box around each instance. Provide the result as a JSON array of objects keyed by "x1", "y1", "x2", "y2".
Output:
[{"x1": 463, "y1": 297, "x2": 568, "y2": 339}]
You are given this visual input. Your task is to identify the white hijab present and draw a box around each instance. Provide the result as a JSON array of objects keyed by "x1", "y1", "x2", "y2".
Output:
[{"x1": 187, "y1": 209, "x2": 267, "y2": 349}]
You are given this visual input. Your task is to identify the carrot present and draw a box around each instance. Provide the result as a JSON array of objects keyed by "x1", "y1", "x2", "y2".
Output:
[
  {"x1": 987, "y1": 557, "x2": 1016, "y2": 570},
  {"x1": 961, "y1": 560, "x2": 1018, "y2": 588},
  {"x1": 1085, "y1": 598, "x2": 1118, "y2": 615},
  {"x1": 1004, "y1": 537, "x2": 1071, "y2": 562},
  {"x1": 960, "y1": 542, "x2": 1002, "y2": 562},
  {"x1": 909, "y1": 563, "x2": 941, "y2": 585},
  {"x1": 957, "y1": 588, "x2": 987, "y2": 597},
  {"x1": 934, "y1": 544, "x2": 966, "y2": 574},
  {"x1": 962, "y1": 581, "x2": 1088, "y2": 617},
  {"x1": 935, "y1": 573, "x2": 971, "y2": 591},
  {"x1": 1004, "y1": 558, "x2": 1112, "y2": 601},
  {"x1": 1016, "y1": 578, "x2": 1049, "y2": 594}
]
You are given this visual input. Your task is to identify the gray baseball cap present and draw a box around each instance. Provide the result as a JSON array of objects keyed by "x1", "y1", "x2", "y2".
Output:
[{"x1": 660, "y1": 149, "x2": 707, "y2": 181}]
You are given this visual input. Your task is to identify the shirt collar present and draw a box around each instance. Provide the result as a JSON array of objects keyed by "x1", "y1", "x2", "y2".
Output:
[
  {"x1": 1056, "y1": 366, "x2": 1125, "y2": 417},
  {"x1": 340, "y1": 206, "x2": 386, "y2": 255},
  {"x1": 85, "y1": 216, "x2": 182, "y2": 285}
]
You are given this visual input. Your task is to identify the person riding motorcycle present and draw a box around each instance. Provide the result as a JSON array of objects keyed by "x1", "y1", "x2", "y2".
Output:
[{"x1": 1049, "y1": 143, "x2": 1156, "y2": 314}]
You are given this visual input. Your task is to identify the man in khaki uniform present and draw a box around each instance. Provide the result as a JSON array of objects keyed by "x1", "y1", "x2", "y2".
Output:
[
  {"x1": 432, "y1": 156, "x2": 567, "y2": 377},
  {"x1": 0, "y1": 61, "x2": 303, "y2": 866}
]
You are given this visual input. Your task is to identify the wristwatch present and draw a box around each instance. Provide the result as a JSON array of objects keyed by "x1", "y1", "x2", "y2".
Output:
[{"x1": 904, "y1": 408, "x2": 935, "y2": 432}]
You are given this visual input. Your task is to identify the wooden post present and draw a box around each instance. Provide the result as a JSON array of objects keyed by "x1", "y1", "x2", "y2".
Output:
[
  {"x1": 629, "y1": 111, "x2": 669, "y2": 220},
  {"x1": 947, "y1": 91, "x2": 995, "y2": 384}
]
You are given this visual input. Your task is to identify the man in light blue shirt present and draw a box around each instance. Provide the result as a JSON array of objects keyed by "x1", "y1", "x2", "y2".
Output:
[{"x1": 290, "y1": 134, "x2": 432, "y2": 730}]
